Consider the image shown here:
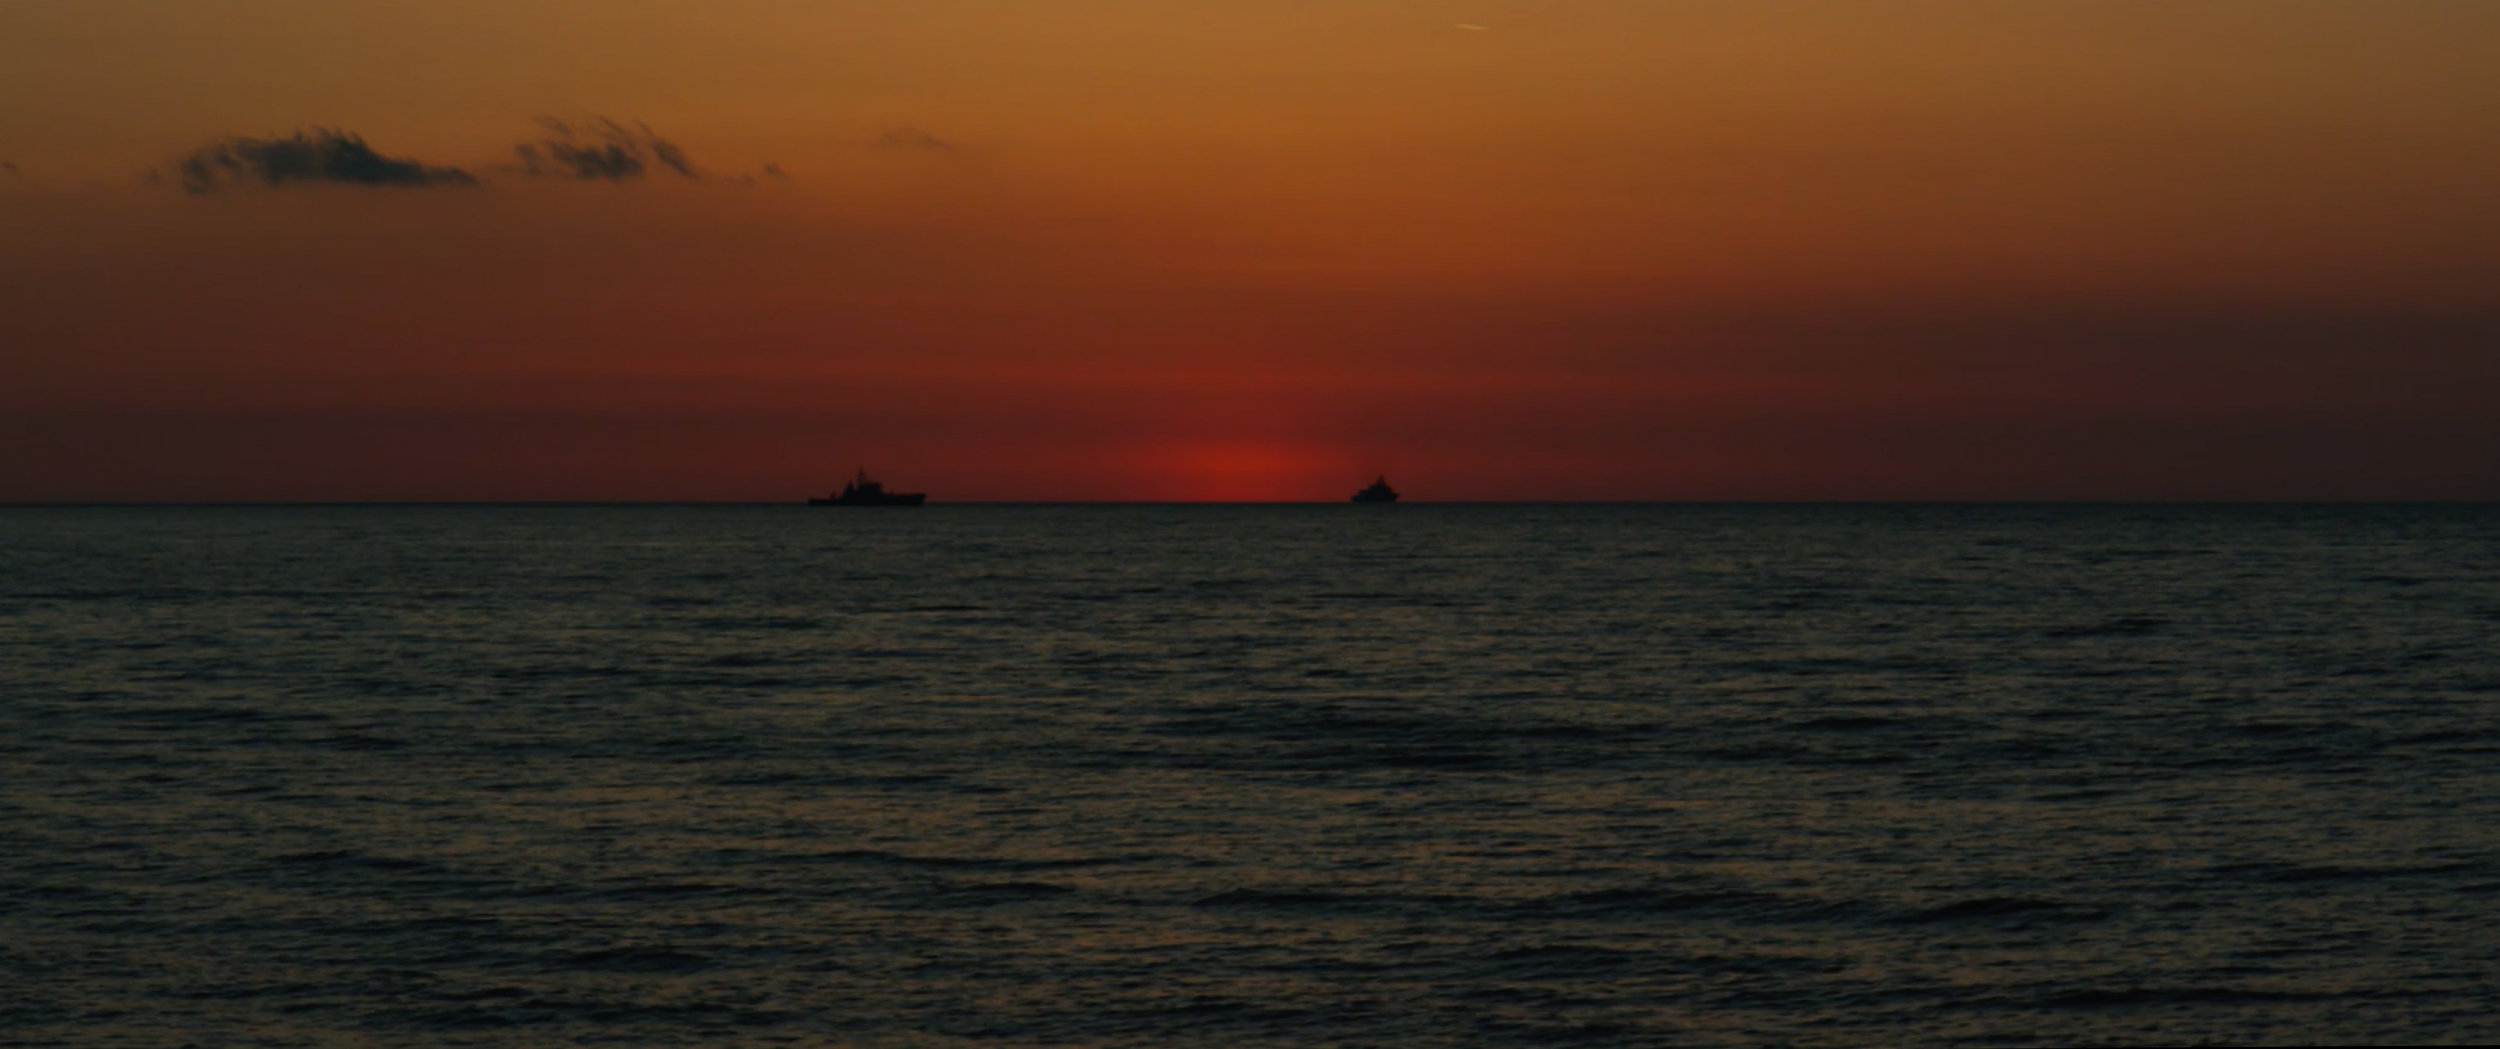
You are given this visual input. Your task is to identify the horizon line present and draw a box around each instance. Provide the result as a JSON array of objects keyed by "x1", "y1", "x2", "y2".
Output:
[{"x1": 5, "y1": 499, "x2": 2496, "y2": 508}]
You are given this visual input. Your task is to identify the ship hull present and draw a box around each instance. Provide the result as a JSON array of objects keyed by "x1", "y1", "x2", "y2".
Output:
[{"x1": 1351, "y1": 478, "x2": 1400, "y2": 503}]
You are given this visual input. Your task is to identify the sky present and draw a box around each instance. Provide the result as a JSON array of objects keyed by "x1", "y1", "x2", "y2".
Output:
[{"x1": 3, "y1": 0, "x2": 2497, "y2": 501}]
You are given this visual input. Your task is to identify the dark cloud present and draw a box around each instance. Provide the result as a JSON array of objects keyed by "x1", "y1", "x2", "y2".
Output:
[
  {"x1": 875, "y1": 127, "x2": 952, "y2": 152},
  {"x1": 169, "y1": 129, "x2": 476, "y2": 194},
  {"x1": 2, "y1": 160, "x2": 20, "y2": 179},
  {"x1": 762, "y1": 162, "x2": 788, "y2": 179},
  {"x1": 153, "y1": 118, "x2": 713, "y2": 196},
  {"x1": 516, "y1": 117, "x2": 699, "y2": 181}
]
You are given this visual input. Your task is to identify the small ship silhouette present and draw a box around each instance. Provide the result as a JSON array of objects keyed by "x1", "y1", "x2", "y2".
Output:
[
  {"x1": 809, "y1": 468, "x2": 926, "y2": 506},
  {"x1": 1351, "y1": 476, "x2": 1399, "y2": 503}
]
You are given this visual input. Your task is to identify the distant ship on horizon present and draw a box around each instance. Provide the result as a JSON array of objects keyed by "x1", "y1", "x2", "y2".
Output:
[
  {"x1": 809, "y1": 469, "x2": 927, "y2": 506},
  {"x1": 1351, "y1": 476, "x2": 1399, "y2": 503}
]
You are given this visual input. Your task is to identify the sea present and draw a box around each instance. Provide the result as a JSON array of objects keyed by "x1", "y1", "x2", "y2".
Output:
[{"x1": 3, "y1": 503, "x2": 2496, "y2": 1047}]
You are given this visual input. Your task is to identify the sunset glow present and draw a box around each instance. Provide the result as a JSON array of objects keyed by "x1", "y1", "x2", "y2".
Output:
[{"x1": 5, "y1": 1, "x2": 2497, "y2": 499}]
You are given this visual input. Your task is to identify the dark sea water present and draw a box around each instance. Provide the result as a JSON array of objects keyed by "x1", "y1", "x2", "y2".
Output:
[{"x1": 4, "y1": 504, "x2": 2498, "y2": 1047}]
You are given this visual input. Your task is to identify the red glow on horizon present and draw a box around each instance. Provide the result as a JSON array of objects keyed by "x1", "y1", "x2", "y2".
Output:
[{"x1": 1120, "y1": 441, "x2": 1356, "y2": 502}]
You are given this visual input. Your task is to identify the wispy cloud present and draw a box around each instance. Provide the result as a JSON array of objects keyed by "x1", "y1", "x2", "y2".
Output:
[
  {"x1": 515, "y1": 117, "x2": 699, "y2": 181},
  {"x1": 168, "y1": 129, "x2": 477, "y2": 195},
  {"x1": 875, "y1": 127, "x2": 953, "y2": 152}
]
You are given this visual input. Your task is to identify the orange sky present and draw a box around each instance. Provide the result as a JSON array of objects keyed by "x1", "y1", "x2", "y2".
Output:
[{"x1": 4, "y1": 1, "x2": 2497, "y2": 500}]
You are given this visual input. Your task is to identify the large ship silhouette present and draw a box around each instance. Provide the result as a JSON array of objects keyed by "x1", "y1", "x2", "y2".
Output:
[
  {"x1": 809, "y1": 468, "x2": 927, "y2": 506},
  {"x1": 1351, "y1": 476, "x2": 1399, "y2": 503}
]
